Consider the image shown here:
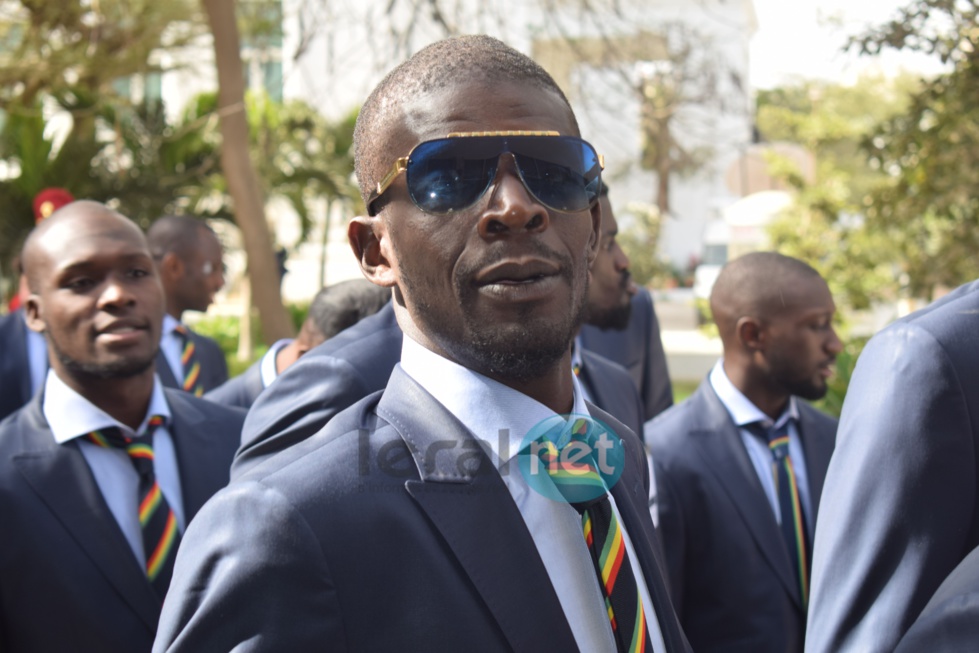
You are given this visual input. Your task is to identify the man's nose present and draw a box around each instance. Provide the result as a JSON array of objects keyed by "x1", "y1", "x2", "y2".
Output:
[{"x1": 477, "y1": 156, "x2": 550, "y2": 237}]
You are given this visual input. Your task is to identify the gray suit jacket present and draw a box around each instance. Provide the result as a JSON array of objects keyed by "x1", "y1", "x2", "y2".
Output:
[
  {"x1": 895, "y1": 543, "x2": 979, "y2": 652},
  {"x1": 0, "y1": 308, "x2": 32, "y2": 423},
  {"x1": 646, "y1": 380, "x2": 836, "y2": 653},
  {"x1": 580, "y1": 288, "x2": 673, "y2": 423},
  {"x1": 234, "y1": 302, "x2": 646, "y2": 478},
  {"x1": 155, "y1": 327, "x2": 229, "y2": 394},
  {"x1": 807, "y1": 279, "x2": 979, "y2": 653},
  {"x1": 204, "y1": 359, "x2": 264, "y2": 410},
  {"x1": 0, "y1": 390, "x2": 244, "y2": 653},
  {"x1": 155, "y1": 366, "x2": 690, "y2": 652}
]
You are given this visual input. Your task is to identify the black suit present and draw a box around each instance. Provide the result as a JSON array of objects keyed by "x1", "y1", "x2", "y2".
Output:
[
  {"x1": 0, "y1": 390, "x2": 245, "y2": 653},
  {"x1": 204, "y1": 358, "x2": 264, "y2": 409},
  {"x1": 580, "y1": 288, "x2": 673, "y2": 423},
  {"x1": 0, "y1": 309, "x2": 34, "y2": 422},
  {"x1": 234, "y1": 302, "x2": 647, "y2": 478},
  {"x1": 156, "y1": 327, "x2": 228, "y2": 393},
  {"x1": 155, "y1": 366, "x2": 690, "y2": 652},
  {"x1": 646, "y1": 380, "x2": 836, "y2": 652},
  {"x1": 807, "y1": 279, "x2": 979, "y2": 653}
]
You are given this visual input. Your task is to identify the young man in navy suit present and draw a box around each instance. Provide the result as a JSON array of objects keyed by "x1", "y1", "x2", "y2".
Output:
[
  {"x1": 0, "y1": 201, "x2": 244, "y2": 652},
  {"x1": 146, "y1": 215, "x2": 228, "y2": 394},
  {"x1": 646, "y1": 251, "x2": 841, "y2": 652},
  {"x1": 156, "y1": 35, "x2": 688, "y2": 652}
]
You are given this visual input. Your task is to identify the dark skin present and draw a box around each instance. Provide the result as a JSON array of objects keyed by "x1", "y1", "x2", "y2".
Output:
[
  {"x1": 23, "y1": 202, "x2": 165, "y2": 430},
  {"x1": 158, "y1": 225, "x2": 225, "y2": 320},
  {"x1": 349, "y1": 81, "x2": 601, "y2": 414},
  {"x1": 714, "y1": 274, "x2": 842, "y2": 419}
]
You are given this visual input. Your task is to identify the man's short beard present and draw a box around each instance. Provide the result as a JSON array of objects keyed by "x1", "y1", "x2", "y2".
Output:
[
  {"x1": 584, "y1": 301, "x2": 632, "y2": 331},
  {"x1": 49, "y1": 336, "x2": 156, "y2": 381}
]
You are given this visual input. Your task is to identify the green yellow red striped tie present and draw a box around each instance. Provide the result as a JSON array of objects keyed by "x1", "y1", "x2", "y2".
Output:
[
  {"x1": 537, "y1": 418, "x2": 654, "y2": 653},
  {"x1": 86, "y1": 416, "x2": 180, "y2": 599},
  {"x1": 173, "y1": 324, "x2": 203, "y2": 396},
  {"x1": 748, "y1": 420, "x2": 810, "y2": 606}
]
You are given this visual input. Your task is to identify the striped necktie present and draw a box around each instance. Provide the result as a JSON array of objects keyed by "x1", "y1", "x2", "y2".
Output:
[
  {"x1": 747, "y1": 420, "x2": 810, "y2": 606},
  {"x1": 86, "y1": 416, "x2": 180, "y2": 599},
  {"x1": 173, "y1": 324, "x2": 203, "y2": 396},
  {"x1": 537, "y1": 418, "x2": 654, "y2": 653}
]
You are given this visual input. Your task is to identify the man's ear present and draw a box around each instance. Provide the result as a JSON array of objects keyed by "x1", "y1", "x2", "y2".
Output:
[
  {"x1": 159, "y1": 252, "x2": 183, "y2": 281},
  {"x1": 348, "y1": 215, "x2": 397, "y2": 287},
  {"x1": 585, "y1": 198, "x2": 602, "y2": 269},
  {"x1": 24, "y1": 294, "x2": 45, "y2": 334},
  {"x1": 736, "y1": 316, "x2": 765, "y2": 352}
]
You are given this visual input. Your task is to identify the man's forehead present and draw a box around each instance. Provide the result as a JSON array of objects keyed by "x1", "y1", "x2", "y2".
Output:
[
  {"x1": 386, "y1": 81, "x2": 576, "y2": 152},
  {"x1": 40, "y1": 220, "x2": 148, "y2": 268}
]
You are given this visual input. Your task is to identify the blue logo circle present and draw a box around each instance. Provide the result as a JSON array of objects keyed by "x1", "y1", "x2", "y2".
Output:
[{"x1": 517, "y1": 413, "x2": 626, "y2": 504}]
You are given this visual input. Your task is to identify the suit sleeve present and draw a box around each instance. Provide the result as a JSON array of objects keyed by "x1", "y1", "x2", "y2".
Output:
[
  {"x1": 639, "y1": 292, "x2": 673, "y2": 422},
  {"x1": 806, "y1": 325, "x2": 976, "y2": 653},
  {"x1": 232, "y1": 356, "x2": 369, "y2": 478},
  {"x1": 154, "y1": 482, "x2": 347, "y2": 652}
]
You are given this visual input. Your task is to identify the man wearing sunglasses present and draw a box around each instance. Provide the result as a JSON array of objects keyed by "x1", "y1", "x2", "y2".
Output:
[{"x1": 156, "y1": 36, "x2": 688, "y2": 653}]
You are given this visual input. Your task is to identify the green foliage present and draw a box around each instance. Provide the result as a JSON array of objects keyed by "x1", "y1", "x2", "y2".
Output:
[
  {"x1": 812, "y1": 337, "x2": 868, "y2": 418},
  {"x1": 756, "y1": 74, "x2": 919, "y2": 311},
  {"x1": 850, "y1": 0, "x2": 979, "y2": 296},
  {"x1": 617, "y1": 201, "x2": 671, "y2": 288}
]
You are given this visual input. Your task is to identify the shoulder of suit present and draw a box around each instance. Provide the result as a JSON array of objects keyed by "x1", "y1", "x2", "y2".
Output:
[{"x1": 165, "y1": 387, "x2": 247, "y2": 425}]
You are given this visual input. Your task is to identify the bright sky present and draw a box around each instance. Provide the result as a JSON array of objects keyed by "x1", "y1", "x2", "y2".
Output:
[{"x1": 749, "y1": 0, "x2": 945, "y2": 89}]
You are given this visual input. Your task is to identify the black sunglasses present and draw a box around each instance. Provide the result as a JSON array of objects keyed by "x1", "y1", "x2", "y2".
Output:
[{"x1": 366, "y1": 131, "x2": 604, "y2": 216}]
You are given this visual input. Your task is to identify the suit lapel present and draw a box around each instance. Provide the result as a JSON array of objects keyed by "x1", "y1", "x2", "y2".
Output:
[
  {"x1": 156, "y1": 349, "x2": 179, "y2": 390},
  {"x1": 689, "y1": 383, "x2": 803, "y2": 609},
  {"x1": 377, "y1": 368, "x2": 579, "y2": 653},
  {"x1": 12, "y1": 397, "x2": 161, "y2": 632},
  {"x1": 597, "y1": 404, "x2": 690, "y2": 653},
  {"x1": 797, "y1": 406, "x2": 834, "y2": 529}
]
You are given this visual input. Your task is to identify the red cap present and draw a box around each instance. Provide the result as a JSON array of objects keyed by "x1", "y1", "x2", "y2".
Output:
[{"x1": 32, "y1": 188, "x2": 75, "y2": 223}]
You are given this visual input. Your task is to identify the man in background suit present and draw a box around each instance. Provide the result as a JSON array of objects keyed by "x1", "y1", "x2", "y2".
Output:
[
  {"x1": 807, "y1": 278, "x2": 979, "y2": 653},
  {"x1": 146, "y1": 215, "x2": 228, "y2": 394},
  {"x1": 205, "y1": 279, "x2": 390, "y2": 409},
  {"x1": 579, "y1": 185, "x2": 672, "y2": 423},
  {"x1": 234, "y1": 199, "x2": 647, "y2": 477},
  {"x1": 646, "y1": 252, "x2": 840, "y2": 652},
  {"x1": 155, "y1": 35, "x2": 688, "y2": 652},
  {"x1": 0, "y1": 201, "x2": 243, "y2": 652}
]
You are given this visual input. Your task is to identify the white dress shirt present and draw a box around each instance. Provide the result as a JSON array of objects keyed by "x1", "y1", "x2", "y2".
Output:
[
  {"x1": 160, "y1": 314, "x2": 187, "y2": 382},
  {"x1": 43, "y1": 371, "x2": 185, "y2": 566},
  {"x1": 709, "y1": 359, "x2": 813, "y2": 529},
  {"x1": 259, "y1": 338, "x2": 293, "y2": 388},
  {"x1": 400, "y1": 335, "x2": 666, "y2": 653}
]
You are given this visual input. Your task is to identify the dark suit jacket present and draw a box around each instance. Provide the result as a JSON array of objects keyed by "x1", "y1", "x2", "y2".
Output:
[
  {"x1": 156, "y1": 327, "x2": 229, "y2": 393},
  {"x1": 155, "y1": 366, "x2": 690, "y2": 652},
  {"x1": 646, "y1": 380, "x2": 836, "y2": 653},
  {"x1": 204, "y1": 358, "x2": 264, "y2": 409},
  {"x1": 895, "y1": 544, "x2": 979, "y2": 652},
  {"x1": 0, "y1": 389, "x2": 245, "y2": 653},
  {"x1": 806, "y1": 279, "x2": 979, "y2": 653},
  {"x1": 580, "y1": 287, "x2": 673, "y2": 423},
  {"x1": 0, "y1": 309, "x2": 33, "y2": 422},
  {"x1": 234, "y1": 302, "x2": 646, "y2": 478}
]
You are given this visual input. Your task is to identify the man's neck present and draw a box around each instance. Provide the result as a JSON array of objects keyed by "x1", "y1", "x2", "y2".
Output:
[
  {"x1": 59, "y1": 370, "x2": 155, "y2": 431},
  {"x1": 722, "y1": 359, "x2": 789, "y2": 420}
]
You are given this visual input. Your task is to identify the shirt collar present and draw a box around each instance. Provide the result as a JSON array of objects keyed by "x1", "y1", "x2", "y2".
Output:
[
  {"x1": 43, "y1": 370, "x2": 172, "y2": 444},
  {"x1": 709, "y1": 359, "x2": 798, "y2": 429},
  {"x1": 399, "y1": 334, "x2": 590, "y2": 465},
  {"x1": 162, "y1": 313, "x2": 181, "y2": 338},
  {"x1": 260, "y1": 338, "x2": 294, "y2": 387}
]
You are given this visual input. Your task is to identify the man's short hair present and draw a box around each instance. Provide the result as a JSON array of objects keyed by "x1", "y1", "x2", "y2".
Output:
[
  {"x1": 353, "y1": 35, "x2": 576, "y2": 203},
  {"x1": 146, "y1": 215, "x2": 215, "y2": 261},
  {"x1": 306, "y1": 279, "x2": 391, "y2": 341}
]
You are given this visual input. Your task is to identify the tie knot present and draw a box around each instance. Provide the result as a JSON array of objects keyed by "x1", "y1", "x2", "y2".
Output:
[
  {"x1": 747, "y1": 420, "x2": 792, "y2": 459},
  {"x1": 525, "y1": 416, "x2": 615, "y2": 511},
  {"x1": 173, "y1": 323, "x2": 189, "y2": 337},
  {"x1": 85, "y1": 416, "x2": 166, "y2": 474}
]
